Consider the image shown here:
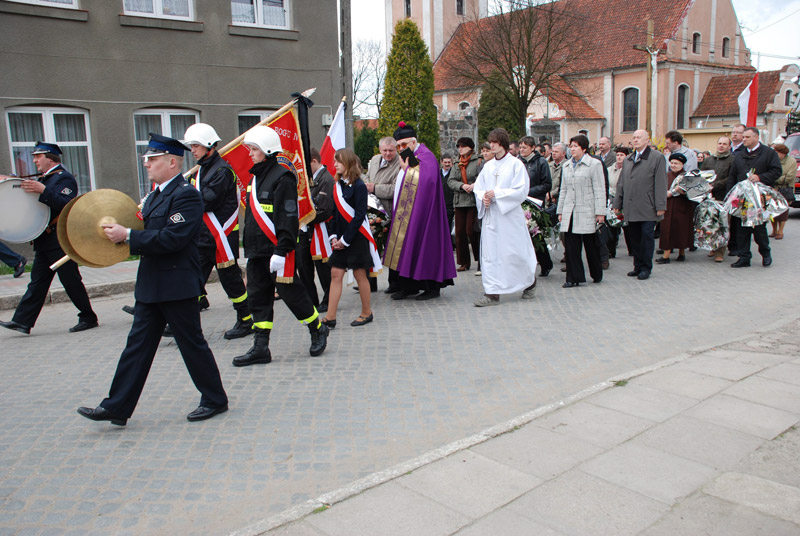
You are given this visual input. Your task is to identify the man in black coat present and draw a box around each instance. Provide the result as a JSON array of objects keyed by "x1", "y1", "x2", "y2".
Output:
[
  {"x1": 727, "y1": 127, "x2": 782, "y2": 268},
  {"x1": 0, "y1": 142, "x2": 97, "y2": 335},
  {"x1": 296, "y1": 148, "x2": 335, "y2": 312},
  {"x1": 518, "y1": 136, "x2": 553, "y2": 276},
  {"x1": 232, "y1": 126, "x2": 329, "y2": 367},
  {"x1": 78, "y1": 134, "x2": 228, "y2": 425},
  {"x1": 182, "y1": 123, "x2": 252, "y2": 340}
]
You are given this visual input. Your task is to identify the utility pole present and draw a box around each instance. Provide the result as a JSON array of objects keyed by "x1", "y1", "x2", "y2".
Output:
[
  {"x1": 633, "y1": 20, "x2": 658, "y2": 137},
  {"x1": 340, "y1": 0, "x2": 354, "y2": 146}
]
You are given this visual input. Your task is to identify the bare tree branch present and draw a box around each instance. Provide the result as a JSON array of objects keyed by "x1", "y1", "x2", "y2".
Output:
[
  {"x1": 352, "y1": 39, "x2": 386, "y2": 118},
  {"x1": 438, "y1": 0, "x2": 598, "y2": 132}
]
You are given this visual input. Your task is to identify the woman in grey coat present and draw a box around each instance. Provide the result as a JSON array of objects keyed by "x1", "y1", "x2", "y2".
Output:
[{"x1": 557, "y1": 135, "x2": 606, "y2": 287}]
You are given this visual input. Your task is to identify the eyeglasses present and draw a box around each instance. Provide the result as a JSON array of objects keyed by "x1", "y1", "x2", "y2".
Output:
[{"x1": 396, "y1": 141, "x2": 409, "y2": 150}]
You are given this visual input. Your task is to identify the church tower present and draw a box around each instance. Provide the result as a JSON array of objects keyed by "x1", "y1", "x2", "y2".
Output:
[{"x1": 386, "y1": 0, "x2": 488, "y2": 61}]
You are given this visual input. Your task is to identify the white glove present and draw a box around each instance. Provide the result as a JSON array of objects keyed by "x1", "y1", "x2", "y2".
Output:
[{"x1": 269, "y1": 254, "x2": 285, "y2": 274}]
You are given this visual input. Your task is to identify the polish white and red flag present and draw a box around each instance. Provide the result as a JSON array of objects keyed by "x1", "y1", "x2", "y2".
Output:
[
  {"x1": 738, "y1": 72, "x2": 759, "y2": 126},
  {"x1": 319, "y1": 100, "x2": 347, "y2": 176}
]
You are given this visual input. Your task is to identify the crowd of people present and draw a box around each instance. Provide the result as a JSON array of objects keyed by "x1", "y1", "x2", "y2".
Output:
[{"x1": 0, "y1": 119, "x2": 793, "y2": 427}]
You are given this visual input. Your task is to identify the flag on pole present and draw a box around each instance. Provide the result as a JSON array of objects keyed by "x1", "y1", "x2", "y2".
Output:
[
  {"x1": 320, "y1": 100, "x2": 347, "y2": 176},
  {"x1": 738, "y1": 72, "x2": 759, "y2": 126}
]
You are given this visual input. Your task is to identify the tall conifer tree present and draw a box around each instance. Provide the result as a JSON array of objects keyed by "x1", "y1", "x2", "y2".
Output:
[{"x1": 379, "y1": 19, "x2": 440, "y2": 157}]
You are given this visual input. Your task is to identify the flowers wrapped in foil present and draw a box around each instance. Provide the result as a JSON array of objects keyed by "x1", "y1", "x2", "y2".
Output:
[
  {"x1": 367, "y1": 193, "x2": 390, "y2": 255},
  {"x1": 693, "y1": 197, "x2": 728, "y2": 250},
  {"x1": 722, "y1": 179, "x2": 789, "y2": 227},
  {"x1": 605, "y1": 197, "x2": 626, "y2": 227},
  {"x1": 670, "y1": 170, "x2": 711, "y2": 202},
  {"x1": 521, "y1": 197, "x2": 555, "y2": 252}
]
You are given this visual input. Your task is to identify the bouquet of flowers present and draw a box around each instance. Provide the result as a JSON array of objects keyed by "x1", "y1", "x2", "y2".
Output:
[
  {"x1": 367, "y1": 194, "x2": 391, "y2": 255},
  {"x1": 693, "y1": 197, "x2": 728, "y2": 250},
  {"x1": 670, "y1": 170, "x2": 711, "y2": 202},
  {"x1": 521, "y1": 197, "x2": 554, "y2": 252},
  {"x1": 699, "y1": 170, "x2": 716, "y2": 183},
  {"x1": 605, "y1": 197, "x2": 626, "y2": 227},
  {"x1": 722, "y1": 177, "x2": 789, "y2": 227}
]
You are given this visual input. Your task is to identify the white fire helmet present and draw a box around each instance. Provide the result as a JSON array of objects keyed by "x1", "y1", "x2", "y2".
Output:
[
  {"x1": 243, "y1": 126, "x2": 283, "y2": 157},
  {"x1": 182, "y1": 123, "x2": 221, "y2": 149}
]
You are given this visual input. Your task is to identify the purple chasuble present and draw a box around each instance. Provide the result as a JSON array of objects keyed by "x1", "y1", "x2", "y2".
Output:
[{"x1": 384, "y1": 143, "x2": 457, "y2": 282}]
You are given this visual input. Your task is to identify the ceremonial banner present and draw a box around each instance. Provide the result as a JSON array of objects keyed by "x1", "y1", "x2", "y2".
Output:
[{"x1": 221, "y1": 107, "x2": 316, "y2": 226}]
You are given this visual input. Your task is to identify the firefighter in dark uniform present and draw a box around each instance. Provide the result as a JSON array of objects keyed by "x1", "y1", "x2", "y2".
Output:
[
  {"x1": 77, "y1": 134, "x2": 228, "y2": 425},
  {"x1": 0, "y1": 142, "x2": 98, "y2": 335},
  {"x1": 181, "y1": 123, "x2": 252, "y2": 339},
  {"x1": 233, "y1": 126, "x2": 329, "y2": 367},
  {"x1": 295, "y1": 147, "x2": 335, "y2": 312}
]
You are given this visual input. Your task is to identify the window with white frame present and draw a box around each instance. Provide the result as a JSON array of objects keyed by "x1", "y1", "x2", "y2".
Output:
[
  {"x1": 721, "y1": 37, "x2": 730, "y2": 58},
  {"x1": 456, "y1": 0, "x2": 464, "y2": 16},
  {"x1": 622, "y1": 88, "x2": 639, "y2": 132},
  {"x1": 231, "y1": 0, "x2": 291, "y2": 29},
  {"x1": 6, "y1": 107, "x2": 94, "y2": 193},
  {"x1": 123, "y1": 0, "x2": 193, "y2": 20},
  {"x1": 133, "y1": 109, "x2": 198, "y2": 198},
  {"x1": 238, "y1": 110, "x2": 277, "y2": 135},
  {"x1": 676, "y1": 84, "x2": 689, "y2": 129},
  {"x1": 6, "y1": 0, "x2": 78, "y2": 8},
  {"x1": 692, "y1": 32, "x2": 701, "y2": 54},
  {"x1": 786, "y1": 90, "x2": 794, "y2": 107}
]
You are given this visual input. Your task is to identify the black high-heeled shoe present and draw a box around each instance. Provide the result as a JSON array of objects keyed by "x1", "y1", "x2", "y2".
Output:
[{"x1": 321, "y1": 318, "x2": 337, "y2": 329}]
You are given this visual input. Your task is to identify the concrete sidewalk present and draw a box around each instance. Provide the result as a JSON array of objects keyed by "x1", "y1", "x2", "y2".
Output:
[
  {"x1": 242, "y1": 322, "x2": 800, "y2": 536},
  {"x1": 0, "y1": 258, "x2": 225, "y2": 311}
]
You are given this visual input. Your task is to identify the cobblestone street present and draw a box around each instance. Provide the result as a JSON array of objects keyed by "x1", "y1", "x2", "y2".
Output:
[{"x1": 1, "y1": 214, "x2": 799, "y2": 535}]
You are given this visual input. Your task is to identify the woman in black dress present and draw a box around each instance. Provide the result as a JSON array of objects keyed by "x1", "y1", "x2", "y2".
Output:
[{"x1": 322, "y1": 148, "x2": 374, "y2": 328}]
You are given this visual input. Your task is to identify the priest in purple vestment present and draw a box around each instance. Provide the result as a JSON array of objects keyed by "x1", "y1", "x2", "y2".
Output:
[{"x1": 383, "y1": 121, "x2": 457, "y2": 300}]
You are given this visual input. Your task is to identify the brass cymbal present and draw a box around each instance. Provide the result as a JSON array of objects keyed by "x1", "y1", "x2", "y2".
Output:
[
  {"x1": 57, "y1": 195, "x2": 102, "y2": 268},
  {"x1": 61, "y1": 189, "x2": 144, "y2": 267}
]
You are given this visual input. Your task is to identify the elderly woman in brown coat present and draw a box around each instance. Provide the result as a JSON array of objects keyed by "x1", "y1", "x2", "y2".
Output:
[
  {"x1": 557, "y1": 134, "x2": 606, "y2": 288},
  {"x1": 656, "y1": 153, "x2": 694, "y2": 264}
]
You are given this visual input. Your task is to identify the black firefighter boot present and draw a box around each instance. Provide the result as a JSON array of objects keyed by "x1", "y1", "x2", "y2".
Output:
[
  {"x1": 232, "y1": 329, "x2": 272, "y2": 367},
  {"x1": 308, "y1": 319, "x2": 329, "y2": 357},
  {"x1": 224, "y1": 306, "x2": 253, "y2": 340}
]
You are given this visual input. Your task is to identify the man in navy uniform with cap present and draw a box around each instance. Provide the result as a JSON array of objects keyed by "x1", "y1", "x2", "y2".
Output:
[
  {"x1": 0, "y1": 142, "x2": 98, "y2": 335},
  {"x1": 77, "y1": 134, "x2": 228, "y2": 425}
]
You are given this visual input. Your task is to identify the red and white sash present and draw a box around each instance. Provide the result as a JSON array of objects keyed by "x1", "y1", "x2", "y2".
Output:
[
  {"x1": 194, "y1": 170, "x2": 238, "y2": 265},
  {"x1": 333, "y1": 182, "x2": 383, "y2": 275},
  {"x1": 310, "y1": 219, "x2": 333, "y2": 262},
  {"x1": 248, "y1": 176, "x2": 296, "y2": 282}
]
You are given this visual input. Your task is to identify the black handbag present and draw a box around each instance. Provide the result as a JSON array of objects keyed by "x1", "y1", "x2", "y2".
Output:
[{"x1": 778, "y1": 187, "x2": 795, "y2": 203}]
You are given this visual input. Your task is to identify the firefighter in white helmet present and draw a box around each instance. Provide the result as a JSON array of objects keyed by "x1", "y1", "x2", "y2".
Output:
[
  {"x1": 233, "y1": 126, "x2": 329, "y2": 366},
  {"x1": 179, "y1": 123, "x2": 252, "y2": 340}
]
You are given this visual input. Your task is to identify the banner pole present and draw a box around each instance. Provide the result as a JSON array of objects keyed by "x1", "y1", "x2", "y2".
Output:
[{"x1": 183, "y1": 87, "x2": 316, "y2": 179}]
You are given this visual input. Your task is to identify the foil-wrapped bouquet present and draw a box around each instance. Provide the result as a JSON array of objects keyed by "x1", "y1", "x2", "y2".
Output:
[
  {"x1": 367, "y1": 194, "x2": 390, "y2": 255},
  {"x1": 670, "y1": 170, "x2": 711, "y2": 202},
  {"x1": 521, "y1": 197, "x2": 554, "y2": 252},
  {"x1": 693, "y1": 197, "x2": 728, "y2": 250},
  {"x1": 605, "y1": 197, "x2": 626, "y2": 228},
  {"x1": 723, "y1": 178, "x2": 789, "y2": 227}
]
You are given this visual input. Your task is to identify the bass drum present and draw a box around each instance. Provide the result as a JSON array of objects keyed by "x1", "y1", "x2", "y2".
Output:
[{"x1": 0, "y1": 178, "x2": 51, "y2": 243}]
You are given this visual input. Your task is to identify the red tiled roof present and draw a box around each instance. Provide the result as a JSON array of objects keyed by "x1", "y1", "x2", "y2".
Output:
[
  {"x1": 548, "y1": 77, "x2": 604, "y2": 120},
  {"x1": 434, "y1": 0, "x2": 717, "y2": 92},
  {"x1": 691, "y1": 69, "x2": 783, "y2": 118}
]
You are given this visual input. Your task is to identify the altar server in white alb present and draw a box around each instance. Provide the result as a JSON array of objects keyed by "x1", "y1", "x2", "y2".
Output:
[{"x1": 472, "y1": 128, "x2": 537, "y2": 307}]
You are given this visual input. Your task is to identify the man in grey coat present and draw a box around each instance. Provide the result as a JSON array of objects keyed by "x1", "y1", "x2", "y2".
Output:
[{"x1": 612, "y1": 129, "x2": 667, "y2": 280}]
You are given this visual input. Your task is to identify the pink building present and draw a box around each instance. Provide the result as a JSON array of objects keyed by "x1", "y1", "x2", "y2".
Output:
[{"x1": 387, "y1": 0, "x2": 798, "y2": 145}]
